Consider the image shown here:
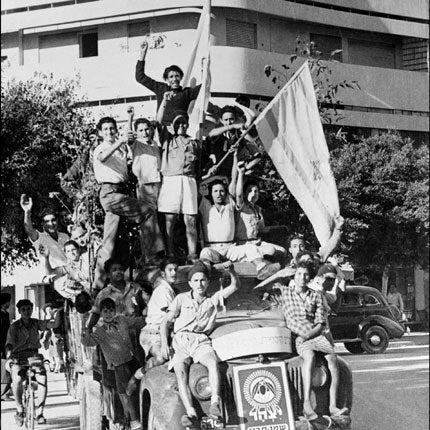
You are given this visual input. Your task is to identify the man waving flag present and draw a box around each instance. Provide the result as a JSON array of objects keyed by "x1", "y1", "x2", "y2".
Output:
[
  {"x1": 183, "y1": 0, "x2": 212, "y2": 138},
  {"x1": 254, "y1": 61, "x2": 340, "y2": 246}
]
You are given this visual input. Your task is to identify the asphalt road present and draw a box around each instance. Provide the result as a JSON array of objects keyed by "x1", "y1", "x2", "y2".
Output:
[{"x1": 336, "y1": 339, "x2": 429, "y2": 430}]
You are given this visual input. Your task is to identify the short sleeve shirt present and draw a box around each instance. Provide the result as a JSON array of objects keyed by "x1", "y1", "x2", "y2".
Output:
[
  {"x1": 131, "y1": 140, "x2": 161, "y2": 184},
  {"x1": 199, "y1": 195, "x2": 236, "y2": 243},
  {"x1": 93, "y1": 142, "x2": 128, "y2": 184},
  {"x1": 281, "y1": 284, "x2": 326, "y2": 337},
  {"x1": 235, "y1": 202, "x2": 265, "y2": 241},
  {"x1": 160, "y1": 130, "x2": 201, "y2": 177},
  {"x1": 91, "y1": 282, "x2": 142, "y2": 316},
  {"x1": 145, "y1": 279, "x2": 176, "y2": 330},
  {"x1": 168, "y1": 290, "x2": 223, "y2": 335},
  {"x1": 31, "y1": 230, "x2": 69, "y2": 269},
  {"x1": 5, "y1": 318, "x2": 48, "y2": 357}
]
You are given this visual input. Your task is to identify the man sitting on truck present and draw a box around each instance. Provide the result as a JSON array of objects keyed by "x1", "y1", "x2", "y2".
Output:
[
  {"x1": 160, "y1": 261, "x2": 240, "y2": 428},
  {"x1": 5, "y1": 299, "x2": 62, "y2": 426},
  {"x1": 280, "y1": 262, "x2": 349, "y2": 421}
]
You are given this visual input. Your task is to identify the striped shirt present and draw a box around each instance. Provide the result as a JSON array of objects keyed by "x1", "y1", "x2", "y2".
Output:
[{"x1": 281, "y1": 284, "x2": 326, "y2": 338}]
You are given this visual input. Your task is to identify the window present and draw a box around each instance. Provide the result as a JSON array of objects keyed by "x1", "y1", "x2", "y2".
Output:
[
  {"x1": 310, "y1": 34, "x2": 342, "y2": 61},
  {"x1": 363, "y1": 294, "x2": 380, "y2": 306},
  {"x1": 80, "y1": 32, "x2": 98, "y2": 58},
  {"x1": 342, "y1": 293, "x2": 361, "y2": 306},
  {"x1": 226, "y1": 19, "x2": 257, "y2": 49},
  {"x1": 127, "y1": 21, "x2": 150, "y2": 53},
  {"x1": 348, "y1": 39, "x2": 396, "y2": 69},
  {"x1": 39, "y1": 32, "x2": 78, "y2": 64}
]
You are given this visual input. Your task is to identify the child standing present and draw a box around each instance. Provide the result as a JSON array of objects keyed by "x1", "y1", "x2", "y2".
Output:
[{"x1": 81, "y1": 298, "x2": 144, "y2": 430}]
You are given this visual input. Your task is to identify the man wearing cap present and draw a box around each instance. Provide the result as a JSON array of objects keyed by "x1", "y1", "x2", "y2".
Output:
[
  {"x1": 156, "y1": 92, "x2": 202, "y2": 263},
  {"x1": 160, "y1": 261, "x2": 240, "y2": 427}
]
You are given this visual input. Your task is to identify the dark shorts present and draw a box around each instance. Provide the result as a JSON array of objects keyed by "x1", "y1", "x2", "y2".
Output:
[{"x1": 114, "y1": 358, "x2": 140, "y2": 394}]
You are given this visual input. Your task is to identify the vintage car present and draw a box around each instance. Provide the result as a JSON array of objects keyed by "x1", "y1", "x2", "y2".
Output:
[
  {"x1": 329, "y1": 286, "x2": 405, "y2": 354},
  {"x1": 139, "y1": 263, "x2": 353, "y2": 430}
]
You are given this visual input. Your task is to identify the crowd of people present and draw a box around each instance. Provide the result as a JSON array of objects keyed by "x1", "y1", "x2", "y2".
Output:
[{"x1": 3, "y1": 39, "x2": 360, "y2": 429}]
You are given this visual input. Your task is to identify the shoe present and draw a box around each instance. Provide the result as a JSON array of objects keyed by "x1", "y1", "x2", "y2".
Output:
[
  {"x1": 186, "y1": 254, "x2": 199, "y2": 265},
  {"x1": 330, "y1": 407, "x2": 349, "y2": 417},
  {"x1": 130, "y1": 419, "x2": 142, "y2": 430},
  {"x1": 208, "y1": 402, "x2": 222, "y2": 419},
  {"x1": 14, "y1": 412, "x2": 25, "y2": 427},
  {"x1": 256, "y1": 262, "x2": 281, "y2": 281},
  {"x1": 36, "y1": 414, "x2": 47, "y2": 424},
  {"x1": 180, "y1": 414, "x2": 199, "y2": 428}
]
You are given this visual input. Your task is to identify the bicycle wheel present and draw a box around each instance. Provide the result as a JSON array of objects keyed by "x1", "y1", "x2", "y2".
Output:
[{"x1": 24, "y1": 383, "x2": 35, "y2": 430}]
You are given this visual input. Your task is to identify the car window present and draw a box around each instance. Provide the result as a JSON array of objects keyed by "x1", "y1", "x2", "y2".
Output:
[
  {"x1": 363, "y1": 294, "x2": 381, "y2": 306},
  {"x1": 342, "y1": 293, "x2": 361, "y2": 306}
]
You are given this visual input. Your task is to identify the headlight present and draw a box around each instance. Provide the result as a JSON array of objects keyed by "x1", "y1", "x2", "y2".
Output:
[
  {"x1": 193, "y1": 376, "x2": 212, "y2": 400},
  {"x1": 312, "y1": 366, "x2": 328, "y2": 387}
]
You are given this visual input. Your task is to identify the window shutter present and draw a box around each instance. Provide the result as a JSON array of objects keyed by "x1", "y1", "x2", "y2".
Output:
[{"x1": 226, "y1": 19, "x2": 257, "y2": 49}]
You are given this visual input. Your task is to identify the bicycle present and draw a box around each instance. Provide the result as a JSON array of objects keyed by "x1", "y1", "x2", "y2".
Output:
[{"x1": 12, "y1": 355, "x2": 49, "y2": 430}]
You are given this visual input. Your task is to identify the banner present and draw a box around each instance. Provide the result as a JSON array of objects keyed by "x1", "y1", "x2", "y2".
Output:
[
  {"x1": 254, "y1": 61, "x2": 340, "y2": 246},
  {"x1": 183, "y1": 0, "x2": 211, "y2": 138}
]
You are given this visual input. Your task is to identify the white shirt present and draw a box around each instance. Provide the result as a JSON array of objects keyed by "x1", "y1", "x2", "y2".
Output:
[
  {"x1": 199, "y1": 195, "x2": 236, "y2": 243},
  {"x1": 131, "y1": 140, "x2": 161, "y2": 184},
  {"x1": 93, "y1": 141, "x2": 128, "y2": 184},
  {"x1": 145, "y1": 279, "x2": 176, "y2": 330},
  {"x1": 31, "y1": 230, "x2": 69, "y2": 269}
]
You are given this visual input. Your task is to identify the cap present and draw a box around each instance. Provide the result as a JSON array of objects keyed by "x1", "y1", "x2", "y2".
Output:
[
  {"x1": 187, "y1": 261, "x2": 209, "y2": 281},
  {"x1": 317, "y1": 264, "x2": 337, "y2": 278}
]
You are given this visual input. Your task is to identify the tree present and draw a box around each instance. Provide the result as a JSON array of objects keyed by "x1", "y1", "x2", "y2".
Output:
[
  {"x1": 1, "y1": 72, "x2": 93, "y2": 271},
  {"x1": 331, "y1": 131, "x2": 429, "y2": 271}
]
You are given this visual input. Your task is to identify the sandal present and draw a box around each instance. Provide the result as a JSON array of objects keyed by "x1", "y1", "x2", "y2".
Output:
[{"x1": 36, "y1": 414, "x2": 47, "y2": 424}]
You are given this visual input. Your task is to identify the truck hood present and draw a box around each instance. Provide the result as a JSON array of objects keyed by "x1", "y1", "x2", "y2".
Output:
[{"x1": 211, "y1": 308, "x2": 292, "y2": 360}]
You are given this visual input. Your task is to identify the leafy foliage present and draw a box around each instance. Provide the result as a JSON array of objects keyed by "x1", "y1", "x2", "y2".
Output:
[
  {"x1": 332, "y1": 132, "x2": 429, "y2": 269},
  {"x1": 1, "y1": 72, "x2": 93, "y2": 270}
]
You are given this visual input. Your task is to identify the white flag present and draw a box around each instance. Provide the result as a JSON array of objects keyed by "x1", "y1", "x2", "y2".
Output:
[
  {"x1": 183, "y1": 0, "x2": 211, "y2": 138},
  {"x1": 254, "y1": 61, "x2": 340, "y2": 246}
]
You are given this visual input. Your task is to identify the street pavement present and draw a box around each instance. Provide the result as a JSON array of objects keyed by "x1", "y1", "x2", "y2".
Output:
[
  {"x1": 335, "y1": 332, "x2": 429, "y2": 430},
  {"x1": 1, "y1": 370, "x2": 79, "y2": 430},
  {"x1": 1, "y1": 333, "x2": 428, "y2": 430}
]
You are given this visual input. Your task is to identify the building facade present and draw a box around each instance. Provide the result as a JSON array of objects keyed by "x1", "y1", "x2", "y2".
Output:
[{"x1": 2, "y1": 0, "x2": 429, "y2": 323}]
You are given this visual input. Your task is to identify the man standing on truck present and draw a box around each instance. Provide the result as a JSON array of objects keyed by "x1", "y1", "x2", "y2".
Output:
[
  {"x1": 280, "y1": 262, "x2": 349, "y2": 421},
  {"x1": 160, "y1": 261, "x2": 240, "y2": 428}
]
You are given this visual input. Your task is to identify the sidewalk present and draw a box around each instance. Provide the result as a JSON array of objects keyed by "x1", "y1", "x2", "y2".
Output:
[{"x1": 1, "y1": 370, "x2": 79, "y2": 430}]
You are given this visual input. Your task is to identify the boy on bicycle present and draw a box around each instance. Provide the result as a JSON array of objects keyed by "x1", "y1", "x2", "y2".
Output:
[{"x1": 5, "y1": 299, "x2": 62, "y2": 426}]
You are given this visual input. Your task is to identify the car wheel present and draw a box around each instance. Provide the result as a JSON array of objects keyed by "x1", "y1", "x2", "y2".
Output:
[
  {"x1": 362, "y1": 325, "x2": 389, "y2": 354},
  {"x1": 344, "y1": 341, "x2": 364, "y2": 354}
]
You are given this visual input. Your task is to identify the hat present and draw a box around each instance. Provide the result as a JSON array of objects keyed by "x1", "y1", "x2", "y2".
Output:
[
  {"x1": 171, "y1": 111, "x2": 189, "y2": 127},
  {"x1": 187, "y1": 261, "x2": 209, "y2": 281},
  {"x1": 75, "y1": 292, "x2": 93, "y2": 314},
  {"x1": 317, "y1": 264, "x2": 337, "y2": 278}
]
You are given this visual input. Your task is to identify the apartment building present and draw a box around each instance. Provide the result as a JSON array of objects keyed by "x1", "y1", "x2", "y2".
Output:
[{"x1": 1, "y1": 0, "x2": 429, "y2": 323}]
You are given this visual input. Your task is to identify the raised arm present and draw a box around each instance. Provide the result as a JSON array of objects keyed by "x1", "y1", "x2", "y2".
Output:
[
  {"x1": 20, "y1": 195, "x2": 39, "y2": 242},
  {"x1": 219, "y1": 261, "x2": 240, "y2": 299},
  {"x1": 208, "y1": 122, "x2": 243, "y2": 138},
  {"x1": 228, "y1": 151, "x2": 239, "y2": 197},
  {"x1": 318, "y1": 216, "x2": 344, "y2": 262},
  {"x1": 156, "y1": 91, "x2": 174, "y2": 123},
  {"x1": 97, "y1": 135, "x2": 129, "y2": 163},
  {"x1": 235, "y1": 161, "x2": 246, "y2": 208}
]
